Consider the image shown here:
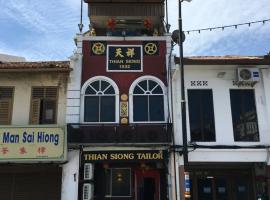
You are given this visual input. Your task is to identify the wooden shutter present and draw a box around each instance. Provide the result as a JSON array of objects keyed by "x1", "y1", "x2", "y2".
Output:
[
  {"x1": 45, "y1": 87, "x2": 57, "y2": 98},
  {"x1": 0, "y1": 99, "x2": 12, "y2": 125},
  {"x1": 32, "y1": 87, "x2": 45, "y2": 98},
  {"x1": 29, "y1": 99, "x2": 40, "y2": 124},
  {"x1": 30, "y1": 87, "x2": 58, "y2": 124},
  {"x1": 0, "y1": 87, "x2": 14, "y2": 125}
]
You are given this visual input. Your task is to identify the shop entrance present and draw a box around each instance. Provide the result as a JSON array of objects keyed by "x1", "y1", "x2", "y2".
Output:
[
  {"x1": 135, "y1": 170, "x2": 160, "y2": 200},
  {"x1": 190, "y1": 167, "x2": 255, "y2": 200},
  {"x1": 0, "y1": 165, "x2": 62, "y2": 200},
  {"x1": 196, "y1": 176, "x2": 251, "y2": 200}
]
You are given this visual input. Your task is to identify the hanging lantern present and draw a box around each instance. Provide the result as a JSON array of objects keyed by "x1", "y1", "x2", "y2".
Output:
[
  {"x1": 144, "y1": 18, "x2": 152, "y2": 30},
  {"x1": 103, "y1": 162, "x2": 109, "y2": 169},
  {"x1": 107, "y1": 18, "x2": 116, "y2": 31}
]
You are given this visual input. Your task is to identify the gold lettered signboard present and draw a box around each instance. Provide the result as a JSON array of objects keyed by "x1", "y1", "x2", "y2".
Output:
[
  {"x1": 83, "y1": 150, "x2": 166, "y2": 163},
  {"x1": 107, "y1": 45, "x2": 143, "y2": 72},
  {"x1": 0, "y1": 126, "x2": 66, "y2": 162}
]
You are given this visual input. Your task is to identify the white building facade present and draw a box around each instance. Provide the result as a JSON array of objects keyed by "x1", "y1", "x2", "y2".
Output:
[{"x1": 172, "y1": 55, "x2": 270, "y2": 200}]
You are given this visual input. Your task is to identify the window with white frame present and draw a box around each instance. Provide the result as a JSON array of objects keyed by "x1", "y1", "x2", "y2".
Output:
[
  {"x1": 131, "y1": 77, "x2": 165, "y2": 122},
  {"x1": 83, "y1": 78, "x2": 118, "y2": 122}
]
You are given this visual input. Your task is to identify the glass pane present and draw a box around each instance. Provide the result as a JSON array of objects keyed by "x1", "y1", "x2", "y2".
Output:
[
  {"x1": 230, "y1": 90, "x2": 259, "y2": 141},
  {"x1": 133, "y1": 96, "x2": 148, "y2": 121},
  {"x1": 188, "y1": 91, "x2": 201, "y2": 141},
  {"x1": 149, "y1": 96, "x2": 164, "y2": 121},
  {"x1": 134, "y1": 85, "x2": 144, "y2": 94},
  {"x1": 104, "y1": 86, "x2": 115, "y2": 94},
  {"x1": 41, "y1": 99, "x2": 56, "y2": 124},
  {"x1": 198, "y1": 179, "x2": 213, "y2": 200},
  {"x1": 101, "y1": 81, "x2": 110, "y2": 92},
  {"x1": 152, "y1": 85, "x2": 163, "y2": 94},
  {"x1": 85, "y1": 86, "x2": 96, "y2": 94},
  {"x1": 216, "y1": 178, "x2": 228, "y2": 200},
  {"x1": 111, "y1": 169, "x2": 131, "y2": 196},
  {"x1": 100, "y1": 96, "x2": 115, "y2": 122},
  {"x1": 235, "y1": 179, "x2": 249, "y2": 200},
  {"x1": 188, "y1": 90, "x2": 216, "y2": 141},
  {"x1": 202, "y1": 90, "x2": 216, "y2": 141},
  {"x1": 90, "y1": 81, "x2": 100, "y2": 91},
  {"x1": 149, "y1": 80, "x2": 157, "y2": 91},
  {"x1": 84, "y1": 96, "x2": 99, "y2": 122},
  {"x1": 138, "y1": 80, "x2": 147, "y2": 91}
]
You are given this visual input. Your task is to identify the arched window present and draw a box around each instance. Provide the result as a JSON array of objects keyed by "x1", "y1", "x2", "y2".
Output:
[
  {"x1": 130, "y1": 76, "x2": 166, "y2": 123},
  {"x1": 82, "y1": 77, "x2": 119, "y2": 123}
]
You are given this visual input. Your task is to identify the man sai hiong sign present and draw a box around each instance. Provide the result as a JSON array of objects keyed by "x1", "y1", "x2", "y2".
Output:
[{"x1": 0, "y1": 126, "x2": 66, "y2": 162}]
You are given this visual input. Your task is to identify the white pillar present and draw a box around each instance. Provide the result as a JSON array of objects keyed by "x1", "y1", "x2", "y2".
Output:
[{"x1": 61, "y1": 150, "x2": 80, "y2": 200}]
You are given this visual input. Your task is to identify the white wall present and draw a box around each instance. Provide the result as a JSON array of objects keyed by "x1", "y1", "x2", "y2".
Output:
[
  {"x1": 173, "y1": 65, "x2": 270, "y2": 162},
  {"x1": 262, "y1": 68, "x2": 270, "y2": 126},
  {"x1": 66, "y1": 34, "x2": 83, "y2": 124},
  {"x1": 61, "y1": 150, "x2": 80, "y2": 200}
]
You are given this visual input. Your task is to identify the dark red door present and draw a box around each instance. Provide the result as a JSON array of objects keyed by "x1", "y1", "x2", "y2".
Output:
[{"x1": 135, "y1": 170, "x2": 160, "y2": 200}]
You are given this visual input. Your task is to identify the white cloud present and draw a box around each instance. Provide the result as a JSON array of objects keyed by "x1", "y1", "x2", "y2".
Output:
[
  {"x1": 0, "y1": 0, "x2": 84, "y2": 33},
  {"x1": 0, "y1": 0, "x2": 269, "y2": 60},
  {"x1": 168, "y1": 0, "x2": 270, "y2": 56},
  {"x1": 0, "y1": 0, "x2": 84, "y2": 60}
]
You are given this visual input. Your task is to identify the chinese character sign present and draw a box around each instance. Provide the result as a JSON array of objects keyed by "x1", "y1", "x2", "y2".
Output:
[
  {"x1": 0, "y1": 127, "x2": 66, "y2": 162},
  {"x1": 107, "y1": 45, "x2": 143, "y2": 71}
]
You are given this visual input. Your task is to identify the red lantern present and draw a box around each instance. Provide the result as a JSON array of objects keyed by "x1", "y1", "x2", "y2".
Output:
[
  {"x1": 144, "y1": 18, "x2": 152, "y2": 30},
  {"x1": 107, "y1": 18, "x2": 116, "y2": 31}
]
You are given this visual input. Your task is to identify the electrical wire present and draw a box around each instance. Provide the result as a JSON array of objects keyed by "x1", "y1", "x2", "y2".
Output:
[{"x1": 184, "y1": 18, "x2": 270, "y2": 34}]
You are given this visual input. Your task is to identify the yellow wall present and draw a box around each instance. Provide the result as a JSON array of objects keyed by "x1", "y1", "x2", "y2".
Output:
[{"x1": 0, "y1": 72, "x2": 68, "y2": 125}]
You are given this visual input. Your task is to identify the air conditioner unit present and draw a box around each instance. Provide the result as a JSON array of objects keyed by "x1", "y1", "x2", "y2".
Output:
[
  {"x1": 237, "y1": 68, "x2": 260, "y2": 83},
  {"x1": 84, "y1": 163, "x2": 93, "y2": 180},
  {"x1": 83, "y1": 184, "x2": 93, "y2": 200}
]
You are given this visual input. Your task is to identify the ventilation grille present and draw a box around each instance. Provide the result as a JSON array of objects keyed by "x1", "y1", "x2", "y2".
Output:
[
  {"x1": 32, "y1": 87, "x2": 57, "y2": 98},
  {"x1": 45, "y1": 87, "x2": 58, "y2": 98},
  {"x1": 0, "y1": 87, "x2": 13, "y2": 99},
  {"x1": 84, "y1": 164, "x2": 93, "y2": 180},
  {"x1": 83, "y1": 184, "x2": 92, "y2": 200}
]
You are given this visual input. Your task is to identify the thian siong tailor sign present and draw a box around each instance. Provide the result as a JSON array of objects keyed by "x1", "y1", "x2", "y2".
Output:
[
  {"x1": 83, "y1": 150, "x2": 167, "y2": 163},
  {"x1": 0, "y1": 126, "x2": 66, "y2": 162}
]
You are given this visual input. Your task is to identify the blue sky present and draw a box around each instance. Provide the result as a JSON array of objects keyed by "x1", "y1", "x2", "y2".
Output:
[{"x1": 0, "y1": 0, "x2": 269, "y2": 61}]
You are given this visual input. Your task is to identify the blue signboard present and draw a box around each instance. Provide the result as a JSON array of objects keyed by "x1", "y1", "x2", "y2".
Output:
[{"x1": 107, "y1": 45, "x2": 143, "y2": 72}]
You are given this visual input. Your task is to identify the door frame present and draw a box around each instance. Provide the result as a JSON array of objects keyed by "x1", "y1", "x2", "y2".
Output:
[{"x1": 135, "y1": 169, "x2": 160, "y2": 200}]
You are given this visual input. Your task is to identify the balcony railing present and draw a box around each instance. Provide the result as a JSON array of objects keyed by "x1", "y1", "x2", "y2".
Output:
[{"x1": 67, "y1": 123, "x2": 172, "y2": 144}]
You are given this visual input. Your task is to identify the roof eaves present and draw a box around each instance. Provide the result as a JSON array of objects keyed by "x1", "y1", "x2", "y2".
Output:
[
  {"x1": 174, "y1": 56, "x2": 270, "y2": 65},
  {"x1": 0, "y1": 68, "x2": 72, "y2": 73}
]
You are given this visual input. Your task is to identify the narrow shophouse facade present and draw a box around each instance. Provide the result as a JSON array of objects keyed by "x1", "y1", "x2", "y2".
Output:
[
  {"x1": 0, "y1": 61, "x2": 70, "y2": 200},
  {"x1": 172, "y1": 55, "x2": 270, "y2": 200},
  {"x1": 63, "y1": 0, "x2": 175, "y2": 200}
]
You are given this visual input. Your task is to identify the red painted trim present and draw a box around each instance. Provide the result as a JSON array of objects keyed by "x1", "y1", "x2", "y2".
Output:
[
  {"x1": 135, "y1": 169, "x2": 160, "y2": 200},
  {"x1": 82, "y1": 40, "x2": 167, "y2": 95}
]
